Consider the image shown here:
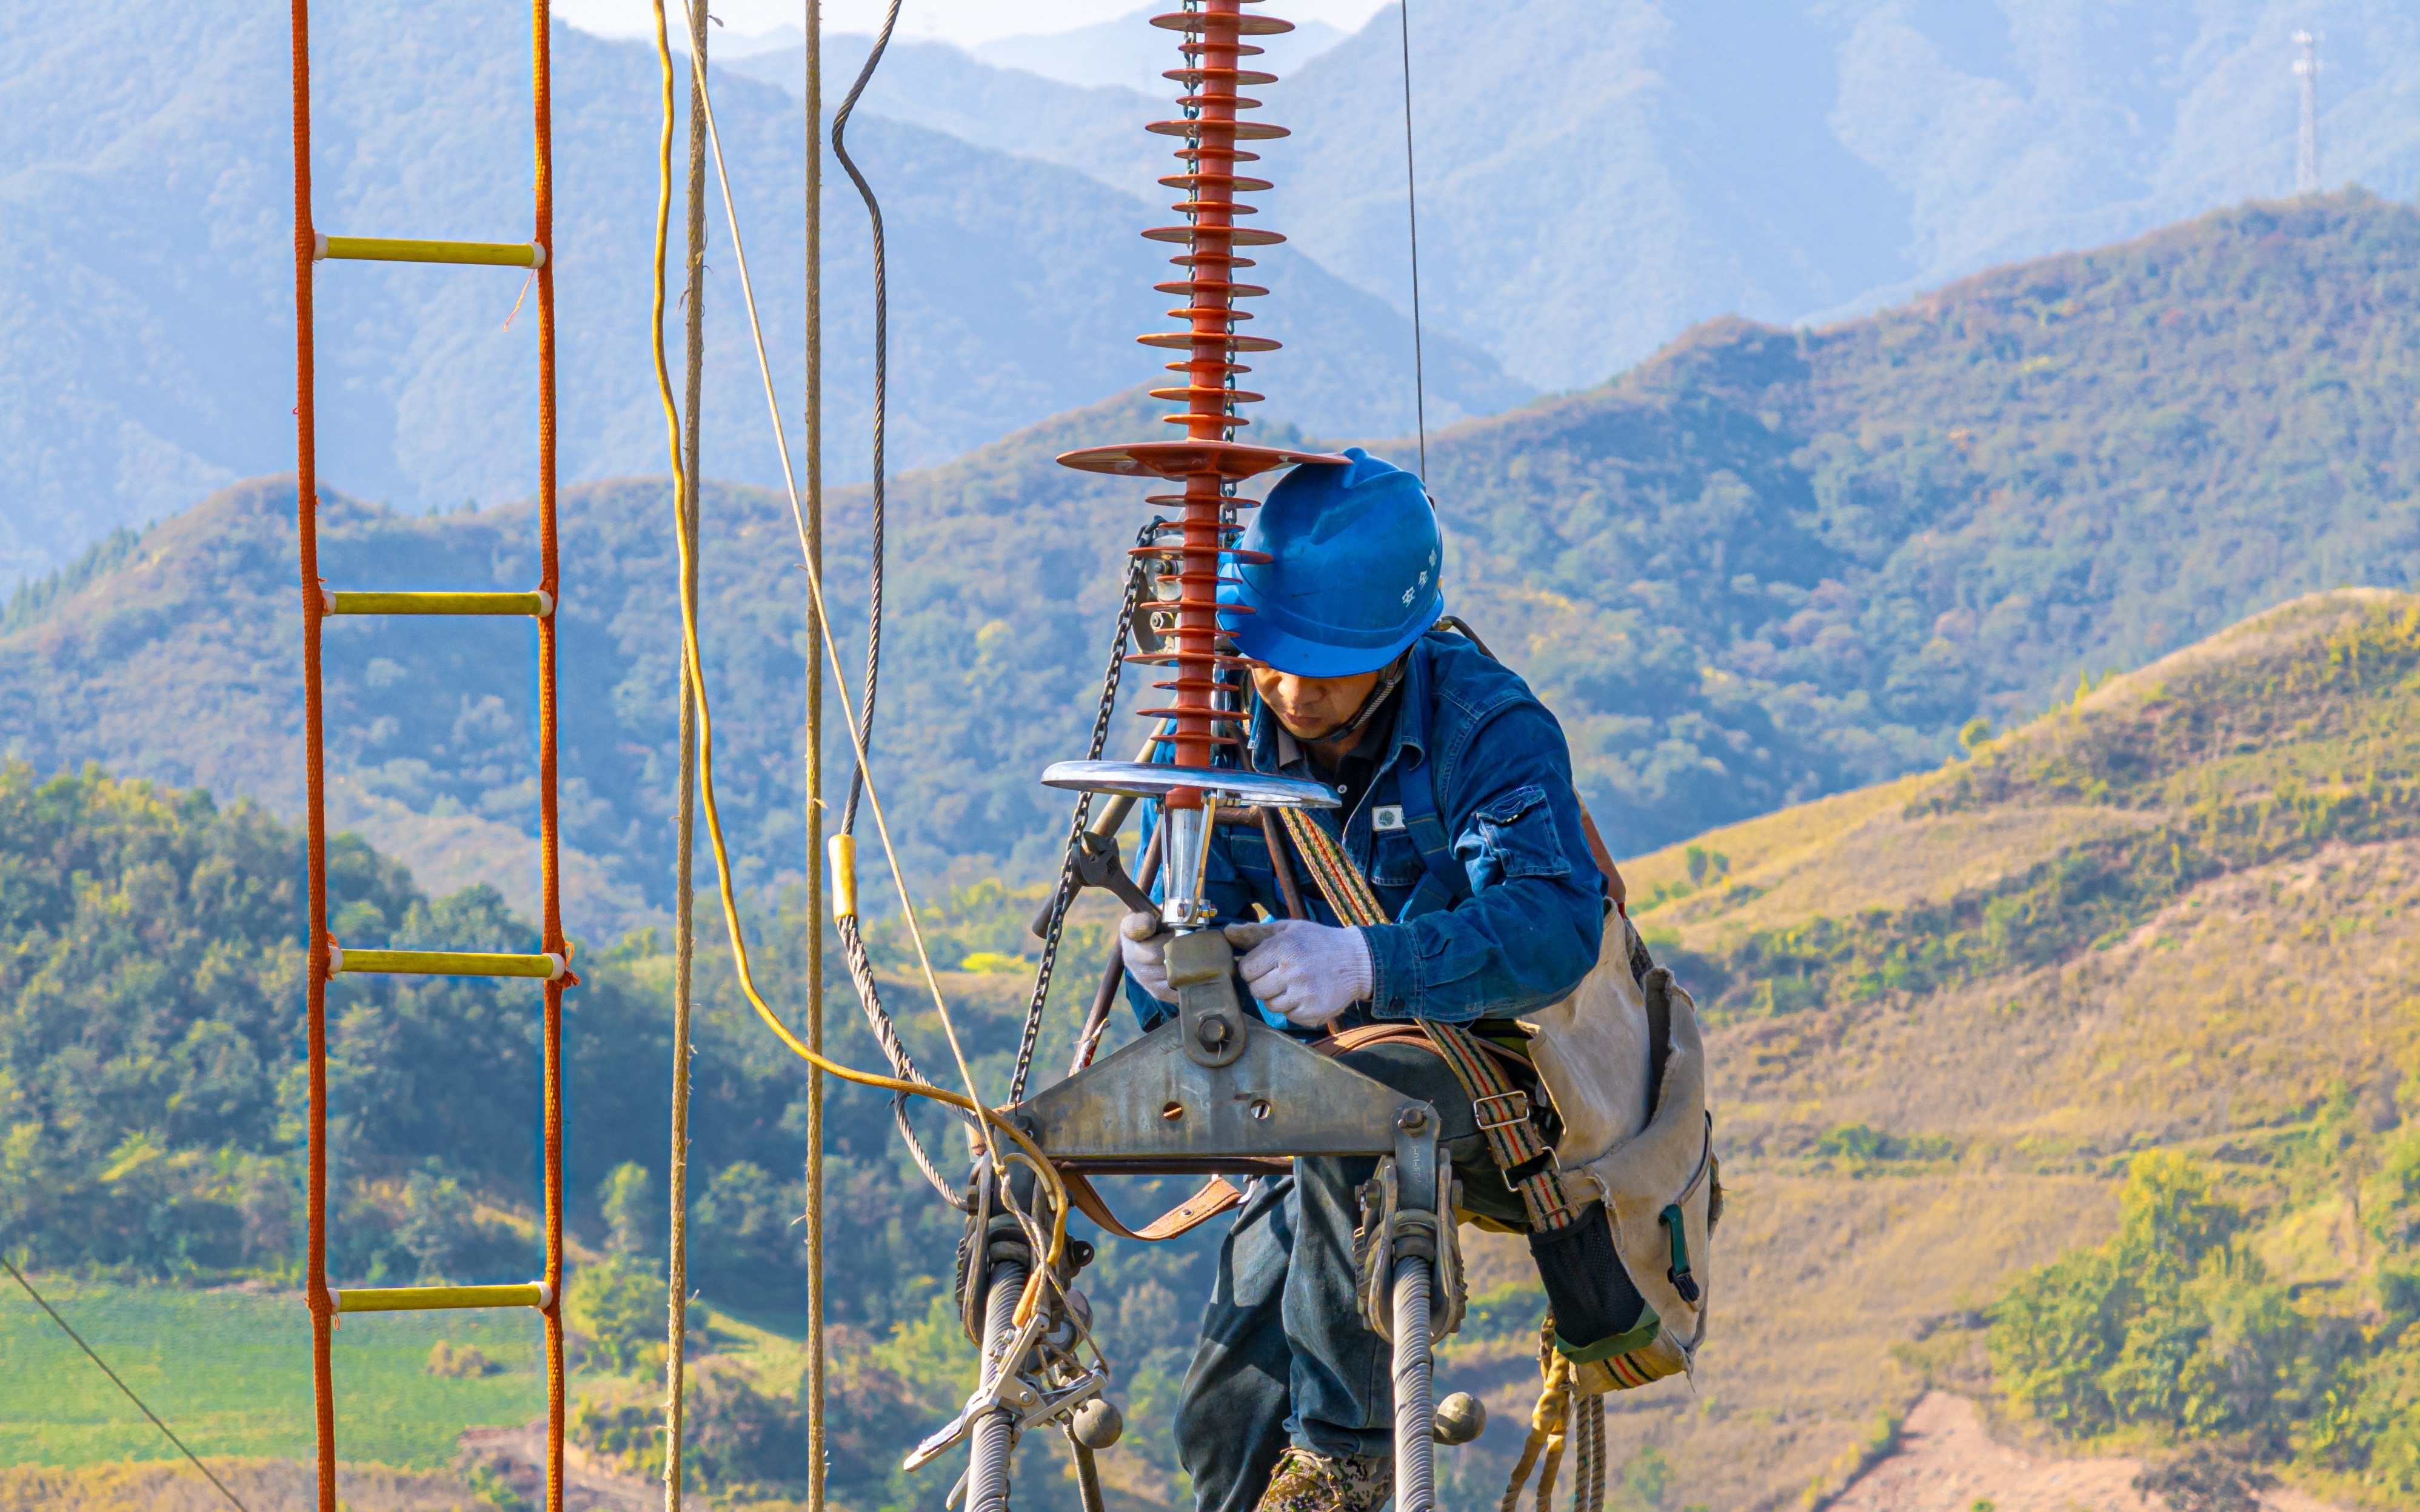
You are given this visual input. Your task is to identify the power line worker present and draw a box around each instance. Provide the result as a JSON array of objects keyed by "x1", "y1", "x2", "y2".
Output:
[{"x1": 1121, "y1": 448, "x2": 1646, "y2": 1512}]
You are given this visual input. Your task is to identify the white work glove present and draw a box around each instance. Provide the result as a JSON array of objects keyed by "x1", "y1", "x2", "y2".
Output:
[
  {"x1": 1120, "y1": 911, "x2": 1174, "y2": 1002},
  {"x1": 1223, "y1": 919, "x2": 1373, "y2": 1030}
]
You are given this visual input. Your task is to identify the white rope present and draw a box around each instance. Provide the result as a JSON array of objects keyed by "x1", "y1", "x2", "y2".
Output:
[{"x1": 673, "y1": 0, "x2": 1005, "y2": 1176}]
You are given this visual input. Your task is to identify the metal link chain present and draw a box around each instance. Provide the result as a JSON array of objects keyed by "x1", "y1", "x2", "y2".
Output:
[{"x1": 1007, "y1": 520, "x2": 1158, "y2": 1103}]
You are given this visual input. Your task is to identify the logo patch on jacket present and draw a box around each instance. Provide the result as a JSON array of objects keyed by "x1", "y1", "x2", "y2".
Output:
[{"x1": 1372, "y1": 805, "x2": 1406, "y2": 832}]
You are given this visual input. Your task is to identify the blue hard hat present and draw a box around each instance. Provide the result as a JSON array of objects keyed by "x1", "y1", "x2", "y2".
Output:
[{"x1": 1219, "y1": 447, "x2": 1444, "y2": 678}]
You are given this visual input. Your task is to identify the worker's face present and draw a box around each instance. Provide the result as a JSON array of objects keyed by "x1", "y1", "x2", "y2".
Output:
[{"x1": 1251, "y1": 665, "x2": 1383, "y2": 742}]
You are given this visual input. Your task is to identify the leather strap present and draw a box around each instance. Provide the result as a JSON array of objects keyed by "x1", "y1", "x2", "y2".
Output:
[
  {"x1": 1061, "y1": 1171, "x2": 1246, "y2": 1243},
  {"x1": 1319, "y1": 1019, "x2": 1533, "y2": 1079},
  {"x1": 1577, "y1": 805, "x2": 1628, "y2": 913}
]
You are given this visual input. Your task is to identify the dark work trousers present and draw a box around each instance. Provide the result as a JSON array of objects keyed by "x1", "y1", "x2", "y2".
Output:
[{"x1": 1172, "y1": 1039, "x2": 1531, "y2": 1512}]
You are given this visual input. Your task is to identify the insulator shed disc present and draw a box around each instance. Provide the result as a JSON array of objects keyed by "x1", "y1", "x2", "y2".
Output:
[
  {"x1": 1148, "y1": 119, "x2": 1291, "y2": 141},
  {"x1": 1151, "y1": 12, "x2": 1295, "y2": 35},
  {"x1": 1137, "y1": 331, "x2": 1283, "y2": 352},
  {"x1": 1058, "y1": 439, "x2": 1348, "y2": 479},
  {"x1": 1144, "y1": 225, "x2": 1286, "y2": 246}
]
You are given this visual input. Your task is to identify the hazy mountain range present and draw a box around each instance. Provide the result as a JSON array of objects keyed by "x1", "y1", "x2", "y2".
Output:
[
  {"x1": 9, "y1": 0, "x2": 2418, "y2": 590},
  {"x1": 765, "y1": 0, "x2": 2420, "y2": 401},
  {"x1": 0, "y1": 0, "x2": 1516, "y2": 588},
  {"x1": 4, "y1": 195, "x2": 2412, "y2": 941}
]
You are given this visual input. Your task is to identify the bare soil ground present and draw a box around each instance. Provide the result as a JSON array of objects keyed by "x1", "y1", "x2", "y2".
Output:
[
  {"x1": 0, "y1": 1457, "x2": 471, "y2": 1512},
  {"x1": 458, "y1": 1420, "x2": 660, "y2": 1511},
  {"x1": 1827, "y1": 1393, "x2": 2352, "y2": 1512},
  {"x1": 0, "y1": 1425, "x2": 660, "y2": 1512}
]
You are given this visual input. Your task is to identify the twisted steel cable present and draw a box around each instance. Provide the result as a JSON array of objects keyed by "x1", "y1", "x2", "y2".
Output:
[
  {"x1": 838, "y1": 911, "x2": 978, "y2": 1210},
  {"x1": 832, "y1": 0, "x2": 902, "y2": 838}
]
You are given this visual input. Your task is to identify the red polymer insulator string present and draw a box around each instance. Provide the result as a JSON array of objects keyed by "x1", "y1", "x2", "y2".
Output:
[
  {"x1": 1153, "y1": 1, "x2": 1282, "y2": 772},
  {"x1": 1057, "y1": 1, "x2": 1342, "y2": 794}
]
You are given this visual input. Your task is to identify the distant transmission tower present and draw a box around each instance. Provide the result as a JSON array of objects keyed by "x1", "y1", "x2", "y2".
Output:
[{"x1": 2294, "y1": 29, "x2": 2322, "y2": 194}]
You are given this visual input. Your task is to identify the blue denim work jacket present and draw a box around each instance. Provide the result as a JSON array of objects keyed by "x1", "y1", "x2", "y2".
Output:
[{"x1": 1126, "y1": 630, "x2": 1605, "y2": 1032}]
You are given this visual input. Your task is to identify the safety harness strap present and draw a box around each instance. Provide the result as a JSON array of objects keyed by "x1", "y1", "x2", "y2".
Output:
[
  {"x1": 1272, "y1": 805, "x2": 1584, "y2": 1232},
  {"x1": 1276, "y1": 804, "x2": 1390, "y2": 927}
]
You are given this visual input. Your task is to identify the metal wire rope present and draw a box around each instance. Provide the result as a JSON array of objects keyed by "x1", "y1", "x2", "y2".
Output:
[
  {"x1": 3, "y1": 1256, "x2": 249, "y2": 1512},
  {"x1": 814, "y1": 0, "x2": 981, "y2": 1201},
  {"x1": 658, "y1": 0, "x2": 1058, "y2": 1281},
  {"x1": 830, "y1": 0, "x2": 902, "y2": 838},
  {"x1": 842, "y1": 909, "x2": 980, "y2": 1207}
]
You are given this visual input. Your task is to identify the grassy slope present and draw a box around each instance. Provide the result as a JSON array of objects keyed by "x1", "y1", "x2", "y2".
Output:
[
  {"x1": 1454, "y1": 588, "x2": 2416, "y2": 1510},
  {"x1": 0, "y1": 1282, "x2": 544, "y2": 1468}
]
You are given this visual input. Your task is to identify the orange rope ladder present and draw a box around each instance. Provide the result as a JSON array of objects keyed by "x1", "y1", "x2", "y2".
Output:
[{"x1": 290, "y1": 2, "x2": 569, "y2": 1508}]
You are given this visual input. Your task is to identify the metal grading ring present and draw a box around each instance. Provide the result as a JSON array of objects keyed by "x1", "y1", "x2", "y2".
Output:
[{"x1": 1041, "y1": 760, "x2": 1337, "y2": 809}]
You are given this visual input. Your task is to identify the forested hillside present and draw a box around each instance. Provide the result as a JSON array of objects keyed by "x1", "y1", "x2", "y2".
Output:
[
  {"x1": 2, "y1": 195, "x2": 2413, "y2": 935},
  {"x1": 10, "y1": 592, "x2": 2414, "y2": 1511},
  {"x1": 0, "y1": 757, "x2": 1177, "y2": 1507}
]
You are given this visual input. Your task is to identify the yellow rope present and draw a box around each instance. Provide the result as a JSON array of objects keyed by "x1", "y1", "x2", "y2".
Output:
[
  {"x1": 641, "y1": 0, "x2": 1065, "y2": 1308},
  {"x1": 1502, "y1": 1322, "x2": 1575, "y2": 1512},
  {"x1": 648, "y1": 5, "x2": 695, "y2": 1507}
]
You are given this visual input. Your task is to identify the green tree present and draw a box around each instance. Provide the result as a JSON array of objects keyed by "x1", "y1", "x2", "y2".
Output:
[
  {"x1": 601, "y1": 1162, "x2": 654, "y2": 1259},
  {"x1": 1614, "y1": 1445, "x2": 1670, "y2": 1511},
  {"x1": 2115, "y1": 1151, "x2": 2238, "y2": 1279},
  {"x1": 1990, "y1": 1245, "x2": 2129, "y2": 1433},
  {"x1": 692, "y1": 1161, "x2": 797, "y2": 1308},
  {"x1": 2365, "y1": 1128, "x2": 2420, "y2": 1251},
  {"x1": 396, "y1": 1165, "x2": 478, "y2": 1283},
  {"x1": 566, "y1": 1255, "x2": 663, "y2": 1375},
  {"x1": 2099, "y1": 1280, "x2": 2223, "y2": 1434}
]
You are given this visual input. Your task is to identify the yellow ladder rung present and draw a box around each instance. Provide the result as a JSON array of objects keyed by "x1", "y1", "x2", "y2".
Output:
[
  {"x1": 315, "y1": 233, "x2": 547, "y2": 268},
  {"x1": 334, "y1": 1282, "x2": 552, "y2": 1314},
  {"x1": 333, "y1": 947, "x2": 566, "y2": 981},
  {"x1": 326, "y1": 590, "x2": 553, "y2": 618}
]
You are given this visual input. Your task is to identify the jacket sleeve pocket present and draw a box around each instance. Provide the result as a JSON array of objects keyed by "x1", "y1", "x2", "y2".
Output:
[{"x1": 1472, "y1": 784, "x2": 1571, "y2": 881}]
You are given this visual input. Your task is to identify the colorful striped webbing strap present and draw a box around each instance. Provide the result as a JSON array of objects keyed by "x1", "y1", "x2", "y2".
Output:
[{"x1": 1274, "y1": 805, "x2": 1585, "y2": 1233}]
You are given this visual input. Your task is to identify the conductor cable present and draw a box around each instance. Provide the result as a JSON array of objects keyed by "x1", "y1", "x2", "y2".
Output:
[{"x1": 831, "y1": 0, "x2": 903, "y2": 837}]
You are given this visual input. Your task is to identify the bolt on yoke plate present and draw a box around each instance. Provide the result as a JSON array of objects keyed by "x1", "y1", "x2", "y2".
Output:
[{"x1": 1020, "y1": 927, "x2": 1434, "y2": 1154}]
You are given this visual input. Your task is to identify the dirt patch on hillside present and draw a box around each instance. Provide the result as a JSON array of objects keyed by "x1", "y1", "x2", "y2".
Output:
[
  {"x1": 0, "y1": 1427, "x2": 660, "y2": 1512},
  {"x1": 458, "y1": 1420, "x2": 659, "y2": 1510},
  {"x1": 1828, "y1": 1392, "x2": 2353, "y2": 1512},
  {"x1": 0, "y1": 1457, "x2": 470, "y2": 1512}
]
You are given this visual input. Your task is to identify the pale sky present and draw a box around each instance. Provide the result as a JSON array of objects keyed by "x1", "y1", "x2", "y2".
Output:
[{"x1": 556, "y1": 0, "x2": 1394, "y2": 48}]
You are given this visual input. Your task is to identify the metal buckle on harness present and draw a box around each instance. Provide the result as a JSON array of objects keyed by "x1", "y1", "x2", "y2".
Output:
[{"x1": 1472, "y1": 1090, "x2": 1532, "y2": 1134}]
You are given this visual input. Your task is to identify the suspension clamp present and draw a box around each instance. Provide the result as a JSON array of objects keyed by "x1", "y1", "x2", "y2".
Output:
[{"x1": 1352, "y1": 1148, "x2": 1468, "y2": 1342}]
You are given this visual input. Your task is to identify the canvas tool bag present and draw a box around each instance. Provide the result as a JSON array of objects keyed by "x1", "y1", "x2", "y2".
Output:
[{"x1": 1274, "y1": 779, "x2": 1718, "y2": 1392}]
